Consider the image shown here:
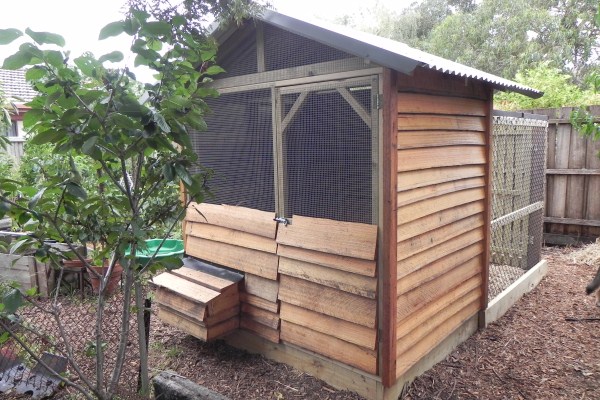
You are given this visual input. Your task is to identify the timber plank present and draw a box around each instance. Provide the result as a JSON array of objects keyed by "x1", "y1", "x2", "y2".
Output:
[
  {"x1": 397, "y1": 188, "x2": 485, "y2": 224},
  {"x1": 396, "y1": 256, "x2": 481, "y2": 321},
  {"x1": 397, "y1": 68, "x2": 488, "y2": 99},
  {"x1": 398, "y1": 131, "x2": 485, "y2": 149},
  {"x1": 186, "y1": 236, "x2": 279, "y2": 280},
  {"x1": 276, "y1": 216, "x2": 378, "y2": 261},
  {"x1": 547, "y1": 123, "x2": 571, "y2": 235},
  {"x1": 278, "y1": 257, "x2": 377, "y2": 299},
  {"x1": 278, "y1": 275, "x2": 377, "y2": 328},
  {"x1": 397, "y1": 228, "x2": 484, "y2": 279},
  {"x1": 280, "y1": 321, "x2": 377, "y2": 374},
  {"x1": 397, "y1": 165, "x2": 485, "y2": 191},
  {"x1": 186, "y1": 222, "x2": 277, "y2": 253},
  {"x1": 244, "y1": 273, "x2": 279, "y2": 302},
  {"x1": 169, "y1": 266, "x2": 237, "y2": 293},
  {"x1": 152, "y1": 273, "x2": 220, "y2": 304},
  {"x1": 397, "y1": 177, "x2": 485, "y2": 207},
  {"x1": 397, "y1": 243, "x2": 484, "y2": 296},
  {"x1": 241, "y1": 303, "x2": 280, "y2": 329},
  {"x1": 157, "y1": 307, "x2": 239, "y2": 341},
  {"x1": 280, "y1": 303, "x2": 377, "y2": 350},
  {"x1": 277, "y1": 245, "x2": 376, "y2": 277},
  {"x1": 397, "y1": 146, "x2": 486, "y2": 172},
  {"x1": 204, "y1": 305, "x2": 241, "y2": 327},
  {"x1": 396, "y1": 276, "x2": 482, "y2": 338},
  {"x1": 396, "y1": 300, "x2": 480, "y2": 377},
  {"x1": 397, "y1": 93, "x2": 486, "y2": 116},
  {"x1": 240, "y1": 317, "x2": 281, "y2": 343},
  {"x1": 398, "y1": 115, "x2": 485, "y2": 131},
  {"x1": 155, "y1": 287, "x2": 207, "y2": 320},
  {"x1": 239, "y1": 292, "x2": 279, "y2": 314},
  {"x1": 398, "y1": 213, "x2": 484, "y2": 260},
  {"x1": 186, "y1": 202, "x2": 277, "y2": 239},
  {"x1": 396, "y1": 291, "x2": 481, "y2": 357},
  {"x1": 397, "y1": 201, "x2": 485, "y2": 242}
]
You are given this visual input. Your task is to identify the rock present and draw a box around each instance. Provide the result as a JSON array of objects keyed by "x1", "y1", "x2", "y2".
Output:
[{"x1": 153, "y1": 370, "x2": 229, "y2": 400}]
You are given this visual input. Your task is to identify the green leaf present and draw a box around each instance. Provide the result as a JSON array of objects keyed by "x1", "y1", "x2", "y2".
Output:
[
  {"x1": 204, "y1": 65, "x2": 226, "y2": 76},
  {"x1": 141, "y1": 21, "x2": 172, "y2": 36},
  {"x1": 29, "y1": 129, "x2": 62, "y2": 145},
  {"x1": 174, "y1": 163, "x2": 193, "y2": 186},
  {"x1": 2, "y1": 49, "x2": 33, "y2": 69},
  {"x1": 28, "y1": 187, "x2": 47, "y2": 208},
  {"x1": 2, "y1": 288, "x2": 23, "y2": 314},
  {"x1": 81, "y1": 136, "x2": 98, "y2": 154},
  {"x1": 0, "y1": 28, "x2": 22, "y2": 45},
  {"x1": 159, "y1": 256, "x2": 183, "y2": 271},
  {"x1": 98, "y1": 51, "x2": 124, "y2": 63},
  {"x1": 44, "y1": 50, "x2": 65, "y2": 68},
  {"x1": 65, "y1": 182, "x2": 87, "y2": 200},
  {"x1": 153, "y1": 113, "x2": 171, "y2": 133},
  {"x1": 74, "y1": 55, "x2": 100, "y2": 78},
  {"x1": 25, "y1": 65, "x2": 47, "y2": 80},
  {"x1": 98, "y1": 21, "x2": 124, "y2": 40},
  {"x1": 22, "y1": 109, "x2": 43, "y2": 129},
  {"x1": 25, "y1": 28, "x2": 65, "y2": 46}
]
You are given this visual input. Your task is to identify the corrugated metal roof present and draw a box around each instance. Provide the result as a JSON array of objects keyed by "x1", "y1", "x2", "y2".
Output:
[
  {"x1": 257, "y1": 10, "x2": 542, "y2": 99},
  {"x1": 0, "y1": 69, "x2": 36, "y2": 103}
]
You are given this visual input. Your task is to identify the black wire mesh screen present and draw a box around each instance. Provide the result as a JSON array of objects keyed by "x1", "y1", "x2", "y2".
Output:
[
  {"x1": 282, "y1": 80, "x2": 375, "y2": 224},
  {"x1": 191, "y1": 89, "x2": 275, "y2": 212},
  {"x1": 263, "y1": 24, "x2": 354, "y2": 72},
  {"x1": 216, "y1": 21, "x2": 258, "y2": 79},
  {"x1": 489, "y1": 113, "x2": 548, "y2": 301}
]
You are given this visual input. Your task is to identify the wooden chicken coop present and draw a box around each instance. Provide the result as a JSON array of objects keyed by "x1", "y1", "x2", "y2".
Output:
[{"x1": 151, "y1": 10, "x2": 542, "y2": 400}]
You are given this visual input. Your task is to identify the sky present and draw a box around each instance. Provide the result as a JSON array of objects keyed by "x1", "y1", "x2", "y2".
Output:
[{"x1": 0, "y1": 0, "x2": 414, "y2": 82}]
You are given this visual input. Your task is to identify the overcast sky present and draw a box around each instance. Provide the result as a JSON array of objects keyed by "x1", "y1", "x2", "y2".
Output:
[{"x1": 0, "y1": 0, "x2": 413, "y2": 82}]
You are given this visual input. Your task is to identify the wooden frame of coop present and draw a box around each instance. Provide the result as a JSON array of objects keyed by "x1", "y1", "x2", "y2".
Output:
[{"x1": 152, "y1": 10, "x2": 542, "y2": 400}]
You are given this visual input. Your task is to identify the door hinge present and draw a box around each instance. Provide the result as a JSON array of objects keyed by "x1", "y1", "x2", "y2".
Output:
[
  {"x1": 375, "y1": 94, "x2": 383, "y2": 110},
  {"x1": 274, "y1": 217, "x2": 290, "y2": 226}
]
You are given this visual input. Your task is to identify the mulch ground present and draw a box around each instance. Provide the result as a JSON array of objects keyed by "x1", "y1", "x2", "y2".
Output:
[{"x1": 148, "y1": 245, "x2": 600, "y2": 400}]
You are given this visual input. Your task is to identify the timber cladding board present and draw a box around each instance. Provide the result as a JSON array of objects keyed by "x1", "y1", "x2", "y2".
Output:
[
  {"x1": 280, "y1": 303, "x2": 377, "y2": 350},
  {"x1": 152, "y1": 272, "x2": 221, "y2": 304},
  {"x1": 397, "y1": 201, "x2": 485, "y2": 242},
  {"x1": 397, "y1": 188, "x2": 485, "y2": 224},
  {"x1": 186, "y1": 236, "x2": 278, "y2": 280},
  {"x1": 398, "y1": 165, "x2": 485, "y2": 191},
  {"x1": 397, "y1": 177, "x2": 485, "y2": 208},
  {"x1": 240, "y1": 317, "x2": 280, "y2": 343},
  {"x1": 239, "y1": 292, "x2": 279, "y2": 314},
  {"x1": 280, "y1": 321, "x2": 377, "y2": 374},
  {"x1": 397, "y1": 242, "x2": 484, "y2": 296},
  {"x1": 397, "y1": 93, "x2": 487, "y2": 116},
  {"x1": 397, "y1": 228, "x2": 484, "y2": 280},
  {"x1": 276, "y1": 216, "x2": 377, "y2": 261},
  {"x1": 398, "y1": 115, "x2": 485, "y2": 132},
  {"x1": 396, "y1": 256, "x2": 481, "y2": 321},
  {"x1": 398, "y1": 131, "x2": 486, "y2": 149},
  {"x1": 185, "y1": 202, "x2": 277, "y2": 239},
  {"x1": 241, "y1": 303, "x2": 280, "y2": 329},
  {"x1": 278, "y1": 257, "x2": 377, "y2": 299},
  {"x1": 397, "y1": 68, "x2": 488, "y2": 99},
  {"x1": 244, "y1": 273, "x2": 279, "y2": 302},
  {"x1": 397, "y1": 213, "x2": 485, "y2": 261},
  {"x1": 186, "y1": 222, "x2": 277, "y2": 254},
  {"x1": 397, "y1": 146, "x2": 486, "y2": 172},
  {"x1": 170, "y1": 266, "x2": 238, "y2": 293},
  {"x1": 278, "y1": 275, "x2": 377, "y2": 328},
  {"x1": 277, "y1": 244, "x2": 376, "y2": 277},
  {"x1": 395, "y1": 298, "x2": 480, "y2": 377},
  {"x1": 158, "y1": 306, "x2": 239, "y2": 342}
]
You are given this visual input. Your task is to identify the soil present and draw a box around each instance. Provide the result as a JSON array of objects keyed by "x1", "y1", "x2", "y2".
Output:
[{"x1": 147, "y1": 245, "x2": 600, "y2": 400}]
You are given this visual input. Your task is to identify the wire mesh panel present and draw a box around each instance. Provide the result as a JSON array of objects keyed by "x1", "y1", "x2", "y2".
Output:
[
  {"x1": 191, "y1": 89, "x2": 275, "y2": 212},
  {"x1": 489, "y1": 113, "x2": 548, "y2": 300},
  {"x1": 280, "y1": 78, "x2": 376, "y2": 224}
]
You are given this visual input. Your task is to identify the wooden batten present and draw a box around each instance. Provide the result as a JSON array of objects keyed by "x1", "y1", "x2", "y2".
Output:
[
  {"x1": 186, "y1": 202, "x2": 277, "y2": 239},
  {"x1": 280, "y1": 321, "x2": 378, "y2": 375},
  {"x1": 276, "y1": 216, "x2": 378, "y2": 261},
  {"x1": 277, "y1": 244, "x2": 376, "y2": 277},
  {"x1": 279, "y1": 275, "x2": 377, "y2": 328}
]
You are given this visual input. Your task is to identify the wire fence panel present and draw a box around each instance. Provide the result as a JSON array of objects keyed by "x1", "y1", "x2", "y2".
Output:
[{"x1": 489, "y1": 112, "x2": 548, "y2": 301}]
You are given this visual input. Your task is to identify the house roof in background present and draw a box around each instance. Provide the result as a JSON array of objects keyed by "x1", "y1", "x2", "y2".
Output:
[
  {"x1": 250, "y1": 10, "x2": 542, "y2": 99},
  {"x1": 0, "y1": 69, "x2": 37, "y2": 103}
]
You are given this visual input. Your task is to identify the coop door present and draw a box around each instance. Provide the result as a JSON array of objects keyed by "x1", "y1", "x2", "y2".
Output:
[{"x1": 274, "y1": 77, "x2": 379, "y2": 225}]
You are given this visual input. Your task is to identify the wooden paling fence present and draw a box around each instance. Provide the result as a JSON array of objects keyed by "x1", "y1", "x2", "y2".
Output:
[{"x1": 522, "y1": 106, "x2": 600, "y2": 244}]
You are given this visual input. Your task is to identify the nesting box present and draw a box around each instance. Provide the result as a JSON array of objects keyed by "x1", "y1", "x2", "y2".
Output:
[{"x1": 173, "y1": 10, "x2": 541, "y2": 399}]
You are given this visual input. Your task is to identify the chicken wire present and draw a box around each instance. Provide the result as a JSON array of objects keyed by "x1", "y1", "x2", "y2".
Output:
[
  {"x1": 0, "y1": 272, "x2": 148, "y2": 399},
  {"x1": 489, "y1": 112, "x2": 548, "y2": 301}
]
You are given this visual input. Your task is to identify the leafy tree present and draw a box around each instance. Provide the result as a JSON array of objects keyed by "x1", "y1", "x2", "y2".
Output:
[
  {"x1": 495, "y1": 63, "x2": 600, "y2": 110},
  {"x1": 0, "y1": 2, "x2": 260, "y2": 398}
]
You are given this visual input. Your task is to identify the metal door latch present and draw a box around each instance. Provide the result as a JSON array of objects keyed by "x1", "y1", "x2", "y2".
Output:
[{"x1": 273, "y1": 217, "x2": 290, "y2": 226}]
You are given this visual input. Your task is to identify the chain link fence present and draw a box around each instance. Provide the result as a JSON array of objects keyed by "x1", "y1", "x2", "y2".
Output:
[
  {"x1": 489, "y1": 111, "x2": 548, "y2": 301},
  {"x1": 0, "y1": 255, "x2": 149, "y2": 399}
]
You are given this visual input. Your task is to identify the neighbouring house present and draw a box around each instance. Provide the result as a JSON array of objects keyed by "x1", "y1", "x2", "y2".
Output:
[
  {"x1": 147, "y1": 10, "x2": 544, "y2": 400},
  {"x1": 0, "y1": 68, "x2": 36, "y2": 161}
]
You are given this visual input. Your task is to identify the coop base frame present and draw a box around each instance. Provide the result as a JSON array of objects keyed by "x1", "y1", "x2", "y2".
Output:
[
  {"x1": 226, "y1": 314, "x2": 479, "y2": 400},
  {"x1": 484, "y1": 259, "x2": 548, "y2": 327}
]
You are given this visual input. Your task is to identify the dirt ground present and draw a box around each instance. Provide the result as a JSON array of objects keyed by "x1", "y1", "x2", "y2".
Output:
[{"x1": 147, "y1": 245, "x2": 600, "y2": 400}]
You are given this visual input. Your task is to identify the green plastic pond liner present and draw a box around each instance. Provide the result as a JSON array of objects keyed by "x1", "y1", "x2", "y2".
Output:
[{"x1": 125, "y1": 239, "x2": 184, "y2": 264}]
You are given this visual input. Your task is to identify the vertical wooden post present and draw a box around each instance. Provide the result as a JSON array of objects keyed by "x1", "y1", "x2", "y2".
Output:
[
  {"x1": 380, "y1": 68, "x2": 398, "y2": 387},
  {"x1": 479, "y1": 88, "x2": 493, "y2": 328}
]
